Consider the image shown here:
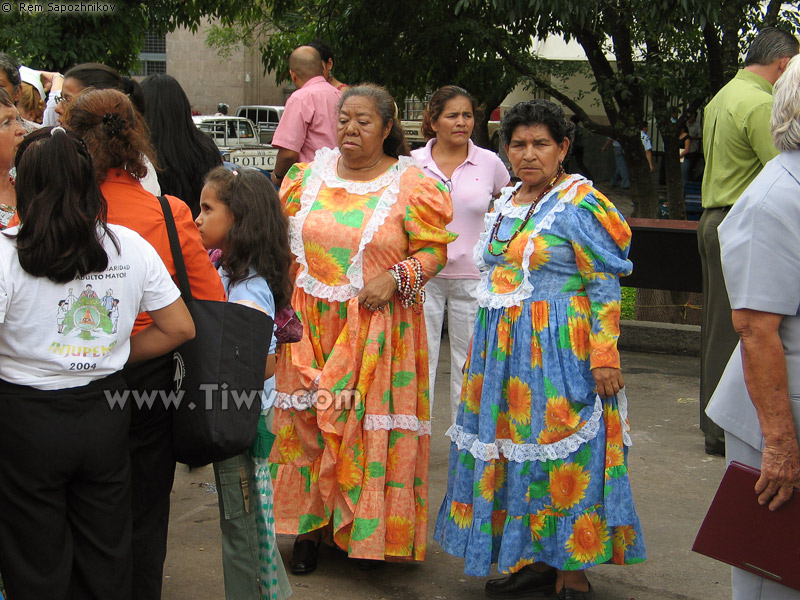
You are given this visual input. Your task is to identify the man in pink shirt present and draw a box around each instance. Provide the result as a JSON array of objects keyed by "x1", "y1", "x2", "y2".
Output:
[{"x1": 270, "y1": 46, "x2": 341, "y2": 187}]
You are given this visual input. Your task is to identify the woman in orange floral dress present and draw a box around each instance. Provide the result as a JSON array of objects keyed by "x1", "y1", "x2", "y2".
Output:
[
  {"x1": 435, "y1": 100, "x2": 645, "y2": 600},
  {"x1": 270, "y1": 84, "x2": 456, "y2": 574}
]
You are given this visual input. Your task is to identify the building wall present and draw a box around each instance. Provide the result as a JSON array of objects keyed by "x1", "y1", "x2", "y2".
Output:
[{"x1": 166, "y1": 20, "x2": 287, "y2": 115}]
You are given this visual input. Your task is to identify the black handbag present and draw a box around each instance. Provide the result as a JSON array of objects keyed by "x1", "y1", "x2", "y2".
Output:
[{"x1": 158, "y1": 196, "x2": 273, "y2": 467}]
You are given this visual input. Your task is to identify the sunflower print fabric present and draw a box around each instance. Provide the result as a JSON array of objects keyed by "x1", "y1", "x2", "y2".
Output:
[
  {"x1": 435, "y1": 175, "x2": 646, "y2": 575},
  {"x1": 270, "y1": 148, "x2": 456, "y2": 562}
]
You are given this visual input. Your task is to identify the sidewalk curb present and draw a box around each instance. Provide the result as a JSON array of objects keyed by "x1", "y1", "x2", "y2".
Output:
[{"x1": 620, "y1": 320, "x2": 700, "y2": 357}]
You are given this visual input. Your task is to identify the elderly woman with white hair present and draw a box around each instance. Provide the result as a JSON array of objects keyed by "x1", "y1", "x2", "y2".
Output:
[{"x1": 706, "y1": 53, "x2": 800, "y2": 600}]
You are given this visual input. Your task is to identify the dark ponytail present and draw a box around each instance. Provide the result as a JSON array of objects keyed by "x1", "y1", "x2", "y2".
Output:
[
  {"x1": 64, "y1": 63, "x2": 146, "y2": 115},
  {"x1": 13, "y1": 127, "x2": 118, "y2": 283}
]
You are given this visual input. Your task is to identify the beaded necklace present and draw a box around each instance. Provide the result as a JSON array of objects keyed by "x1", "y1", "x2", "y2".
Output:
[{"x1": 487, "y1": 167, "x2": 563, "y2": 256}]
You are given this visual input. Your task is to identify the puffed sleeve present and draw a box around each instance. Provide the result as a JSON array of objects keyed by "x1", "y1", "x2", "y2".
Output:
[
  {"x1": 400, "y1": 168, "x2": 458, "y2": 284},
  {"x1": 720, "y1": 199, "x2": 800, "y2": 315},
  {"x1": 567, "y1": 187, "x2": 632, "y2": 369},
  {"x1": 279, "y1": 162, "x2": 310, "y2": 219}
]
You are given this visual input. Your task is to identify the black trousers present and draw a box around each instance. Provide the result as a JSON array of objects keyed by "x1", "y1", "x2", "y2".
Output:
[
  {"x1": 123, "y1": 355, "x2": 176, "y2": 600},
  {"x1": 0, "y1": 374, "x2": 132, "y2": 600}
]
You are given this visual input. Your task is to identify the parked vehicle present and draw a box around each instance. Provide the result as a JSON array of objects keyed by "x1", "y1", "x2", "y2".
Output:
[
  {"x1": 192, "y1": 115, "x2": 278, "y2": 173},
  {"x1": 235, "y1": 105, "x2": 284, "y2": 144},
  {"x1": 400, "y1": 119, "x2": 502, "y2": 151}
]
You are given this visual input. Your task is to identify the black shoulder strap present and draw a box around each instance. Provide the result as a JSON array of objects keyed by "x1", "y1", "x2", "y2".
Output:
[{"x1": 157, "y1": 195, "x2": 194, "y2": 302}]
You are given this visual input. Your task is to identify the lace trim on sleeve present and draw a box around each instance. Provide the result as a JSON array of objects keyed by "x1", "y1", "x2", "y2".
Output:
[
  {"x1": 288, "y1": 148, "x2": 415, "y2": 302},
  {"x1": 363, "y1": 414, "x2": 432, "y2": 435},
  {"x1": 274, "y1": 374, "x2": 322, "y2": 411},
  {"x1": 473, "y1": 175, "x2": 587, "y2": 310},
  {"x1": 617, "y1": 386, "x2": 633, "y2": 446},
  {"x1": 445, "y1": 394, "x2": 607, "y2": 463}
]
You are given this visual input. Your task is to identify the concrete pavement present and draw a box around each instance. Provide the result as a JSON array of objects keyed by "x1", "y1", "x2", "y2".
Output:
[{"x1": 162, "y1": 340, "x2": 730, "y2": 600}]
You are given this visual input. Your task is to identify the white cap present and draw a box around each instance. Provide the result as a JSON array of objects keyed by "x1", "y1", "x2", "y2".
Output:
[{"x1": 19, "y1": 66, "x2": 45, "y2": 101}]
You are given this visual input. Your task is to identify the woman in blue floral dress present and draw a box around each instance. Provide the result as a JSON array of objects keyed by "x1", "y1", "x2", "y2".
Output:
[{"x1": 434, "y1": 100, "x2": 646, "y2": 600}]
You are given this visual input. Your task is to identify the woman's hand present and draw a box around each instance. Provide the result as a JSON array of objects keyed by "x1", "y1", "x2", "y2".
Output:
[
  {"x1": 592, "y1": 367, "x2": 624, "y2": 398},
  {"x1": 358, "y1": 271, "x2": 397, "y2": 312},
  {"x1": 756, "y1": 439, "x2": 800, "y2": 511}
]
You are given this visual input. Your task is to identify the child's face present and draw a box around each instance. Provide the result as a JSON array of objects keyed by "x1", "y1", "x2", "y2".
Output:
[{"x1": 196, "y1": 184, "x2": 234, "y2": 251}]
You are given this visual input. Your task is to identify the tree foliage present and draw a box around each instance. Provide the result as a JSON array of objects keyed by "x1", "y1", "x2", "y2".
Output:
[
  {"x1": 207, "y1": 0, "x2": 525, "y2": 146},
  {"x1": 0, "y1": 0, "x2": 256, "y2": 73},
  {"x1": 454, "y1": 0, "x2": 799, "y2": 218}
]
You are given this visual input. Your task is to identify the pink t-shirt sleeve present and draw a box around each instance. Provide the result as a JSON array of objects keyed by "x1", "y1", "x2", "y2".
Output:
[
  {"x1": 492, "y1": 154, "x2": 511, "y2": 195},
  {"x1": 271, "y1": 95, "x2": 306, "y2": 153}
]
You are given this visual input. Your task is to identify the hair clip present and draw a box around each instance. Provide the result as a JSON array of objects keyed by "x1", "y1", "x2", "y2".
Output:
[
  {"x1": 51, "y1": 126, "x2": 67, "y2": 135},
  {"x1": 102, "y1": 113, "x2": 126, "y2": 138},
  {"x1": 231, "y1": 169, "x2": 239, "y2": 176}
]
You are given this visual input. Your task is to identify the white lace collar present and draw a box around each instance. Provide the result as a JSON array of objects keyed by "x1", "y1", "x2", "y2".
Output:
[
  {"x1": 473, "y1": 174, "x2": 587, "y2": 309},
  {"x1": 288, "y1": 147, "x2": 416, "y2": 302}
]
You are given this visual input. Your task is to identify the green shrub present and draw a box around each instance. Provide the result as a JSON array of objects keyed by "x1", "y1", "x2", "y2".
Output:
[{"x1": 621, "y1": 287, "x2": 636, "y2": 320}]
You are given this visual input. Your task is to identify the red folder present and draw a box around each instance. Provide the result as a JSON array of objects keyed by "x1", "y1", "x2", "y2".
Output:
[{"x1": 693, "y1": 461, "x2": 800, "y2": 591}]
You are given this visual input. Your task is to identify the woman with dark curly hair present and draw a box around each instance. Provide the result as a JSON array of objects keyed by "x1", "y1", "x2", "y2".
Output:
[
  {"x1": 412, "y1": 85, "x2": 509, "y2": 424},
  {"x1": 435, "y1": 100, "x2": 646, "y2": 600},
  {"x1": 141, "y1": 74, "x2": 222, "y2": 217},
  {"x1": 63, "y1": 88, "x2": 225, "y2": 600}
]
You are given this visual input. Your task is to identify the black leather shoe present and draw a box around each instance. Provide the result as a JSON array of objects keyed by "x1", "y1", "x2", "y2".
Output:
[
  {"x1": 290, "y1": 538, "x2": 320, "y2": 575},
  {"x1": 485, "y1": 567, "x2": 557, "y2": 598},
  {"x1": 352, "y1": 558, "x2": 384, "y2": 571},
  {"x1": 557, "y1": 583, "x2": 596, "y2": 600},
  {"x1": 705, "y1": 438, "x2": 725, "y2": 456}
]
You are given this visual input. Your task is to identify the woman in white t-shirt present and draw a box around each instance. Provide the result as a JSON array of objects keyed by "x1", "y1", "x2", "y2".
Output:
[
  {"x1": 0, "y1": 126, "x2": 194, "y2": 600},
  {"x1": 411, "y1": 86, "x2": 510, "y2": 424}
]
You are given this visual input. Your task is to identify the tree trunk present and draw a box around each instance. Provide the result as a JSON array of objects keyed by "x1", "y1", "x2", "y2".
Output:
[
  {"x1": 664, "y1": 137, "x2": 686, "y2": 220},
  {"x1": 635, "y1": 289, "x2": 702, "y2": 325},
  {"x1": 473, "y1": 116, "x2": 491, "y2": 149},
  {"x1": 618, "y1": 133, "x2": 658, "y2": 218}
]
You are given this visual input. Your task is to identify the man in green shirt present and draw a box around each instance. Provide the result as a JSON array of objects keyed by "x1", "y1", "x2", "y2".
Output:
[{"x1": 698, "y1": 27, "x2": 799, "y2": 456}]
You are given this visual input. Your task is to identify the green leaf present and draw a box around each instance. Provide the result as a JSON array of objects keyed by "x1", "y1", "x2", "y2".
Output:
[
  {"x1": 606, "y1": 465, "x2": 628, "y2": 479},
  {"x1": 528, "y1": 479, "x2": 549, "y2": 499},
  {"x1": 331, "y1": 373, "x2": 352, "y2": 395},
  {"x1": 333, "y1": 209, "x2": 365, "y2": 228},
  {"x1": 392, "y1": 371, "x2": 415, "y2": 387},
  {"x1": 480, "y1": 522, "x2": 492, "y2": 536},
  {"x1": 543, "y1": 377, "x2": 560, "y2": 400},
  {"x1": 367, "y1": 462, "x2": 386, "y2": 479},
  {"x1": 377, "y1": 331, "x2": 386, "y2": 355},
  {"x1": 347, "y1": 486, "x2": 362, "y2": 506},
  {"x1": 298, "y1": 513, "x2": 325, "y2": 533},
  {"x1": 560, "y1": 273, "x2": 584, "y2": 293},
  {"x1": 459, "y1": 452, "x2": 476, "y2": 470},
  {"x1": 389, "y1": 429, "x2": 404, "y2": 447},
  {"x1": 574, "y1": 444, "x2": 591, "y2": 467},
  {"x1": 350, "y1": 517, "x2": 379, "y2": 541},
  {"x1": 299, "y1": 466, "x2": 312, "y2": 492},
  {"x1": 558, "y1": 324, "x2": 571, "y2": 350},
  {"x1": 414, "y1": 477, "x2": 424, "y2": 487},
  {"x1": 541, "y1": 233, "x2": 567, "y2": 247},
  {"x1": 386, "y1": 480, "x2": 405, "y2": 488}
]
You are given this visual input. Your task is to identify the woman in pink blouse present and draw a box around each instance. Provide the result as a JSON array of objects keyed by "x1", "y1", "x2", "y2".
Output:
[{"x1": 412, "y1": 86, "x2": 510, "y2": 424}]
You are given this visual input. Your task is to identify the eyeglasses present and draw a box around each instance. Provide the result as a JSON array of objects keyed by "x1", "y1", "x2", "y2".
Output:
[
  {"x1": 54, "y1": 94, "x2": 72, "y2": 106},
  {"x1": 442, "y1": 178, "x2": 453, "y2": 192}
]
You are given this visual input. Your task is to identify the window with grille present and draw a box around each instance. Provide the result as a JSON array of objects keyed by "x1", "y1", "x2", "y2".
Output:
[{"x1": 135, "y1": 31, "x2": 167, "y2": 76}]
